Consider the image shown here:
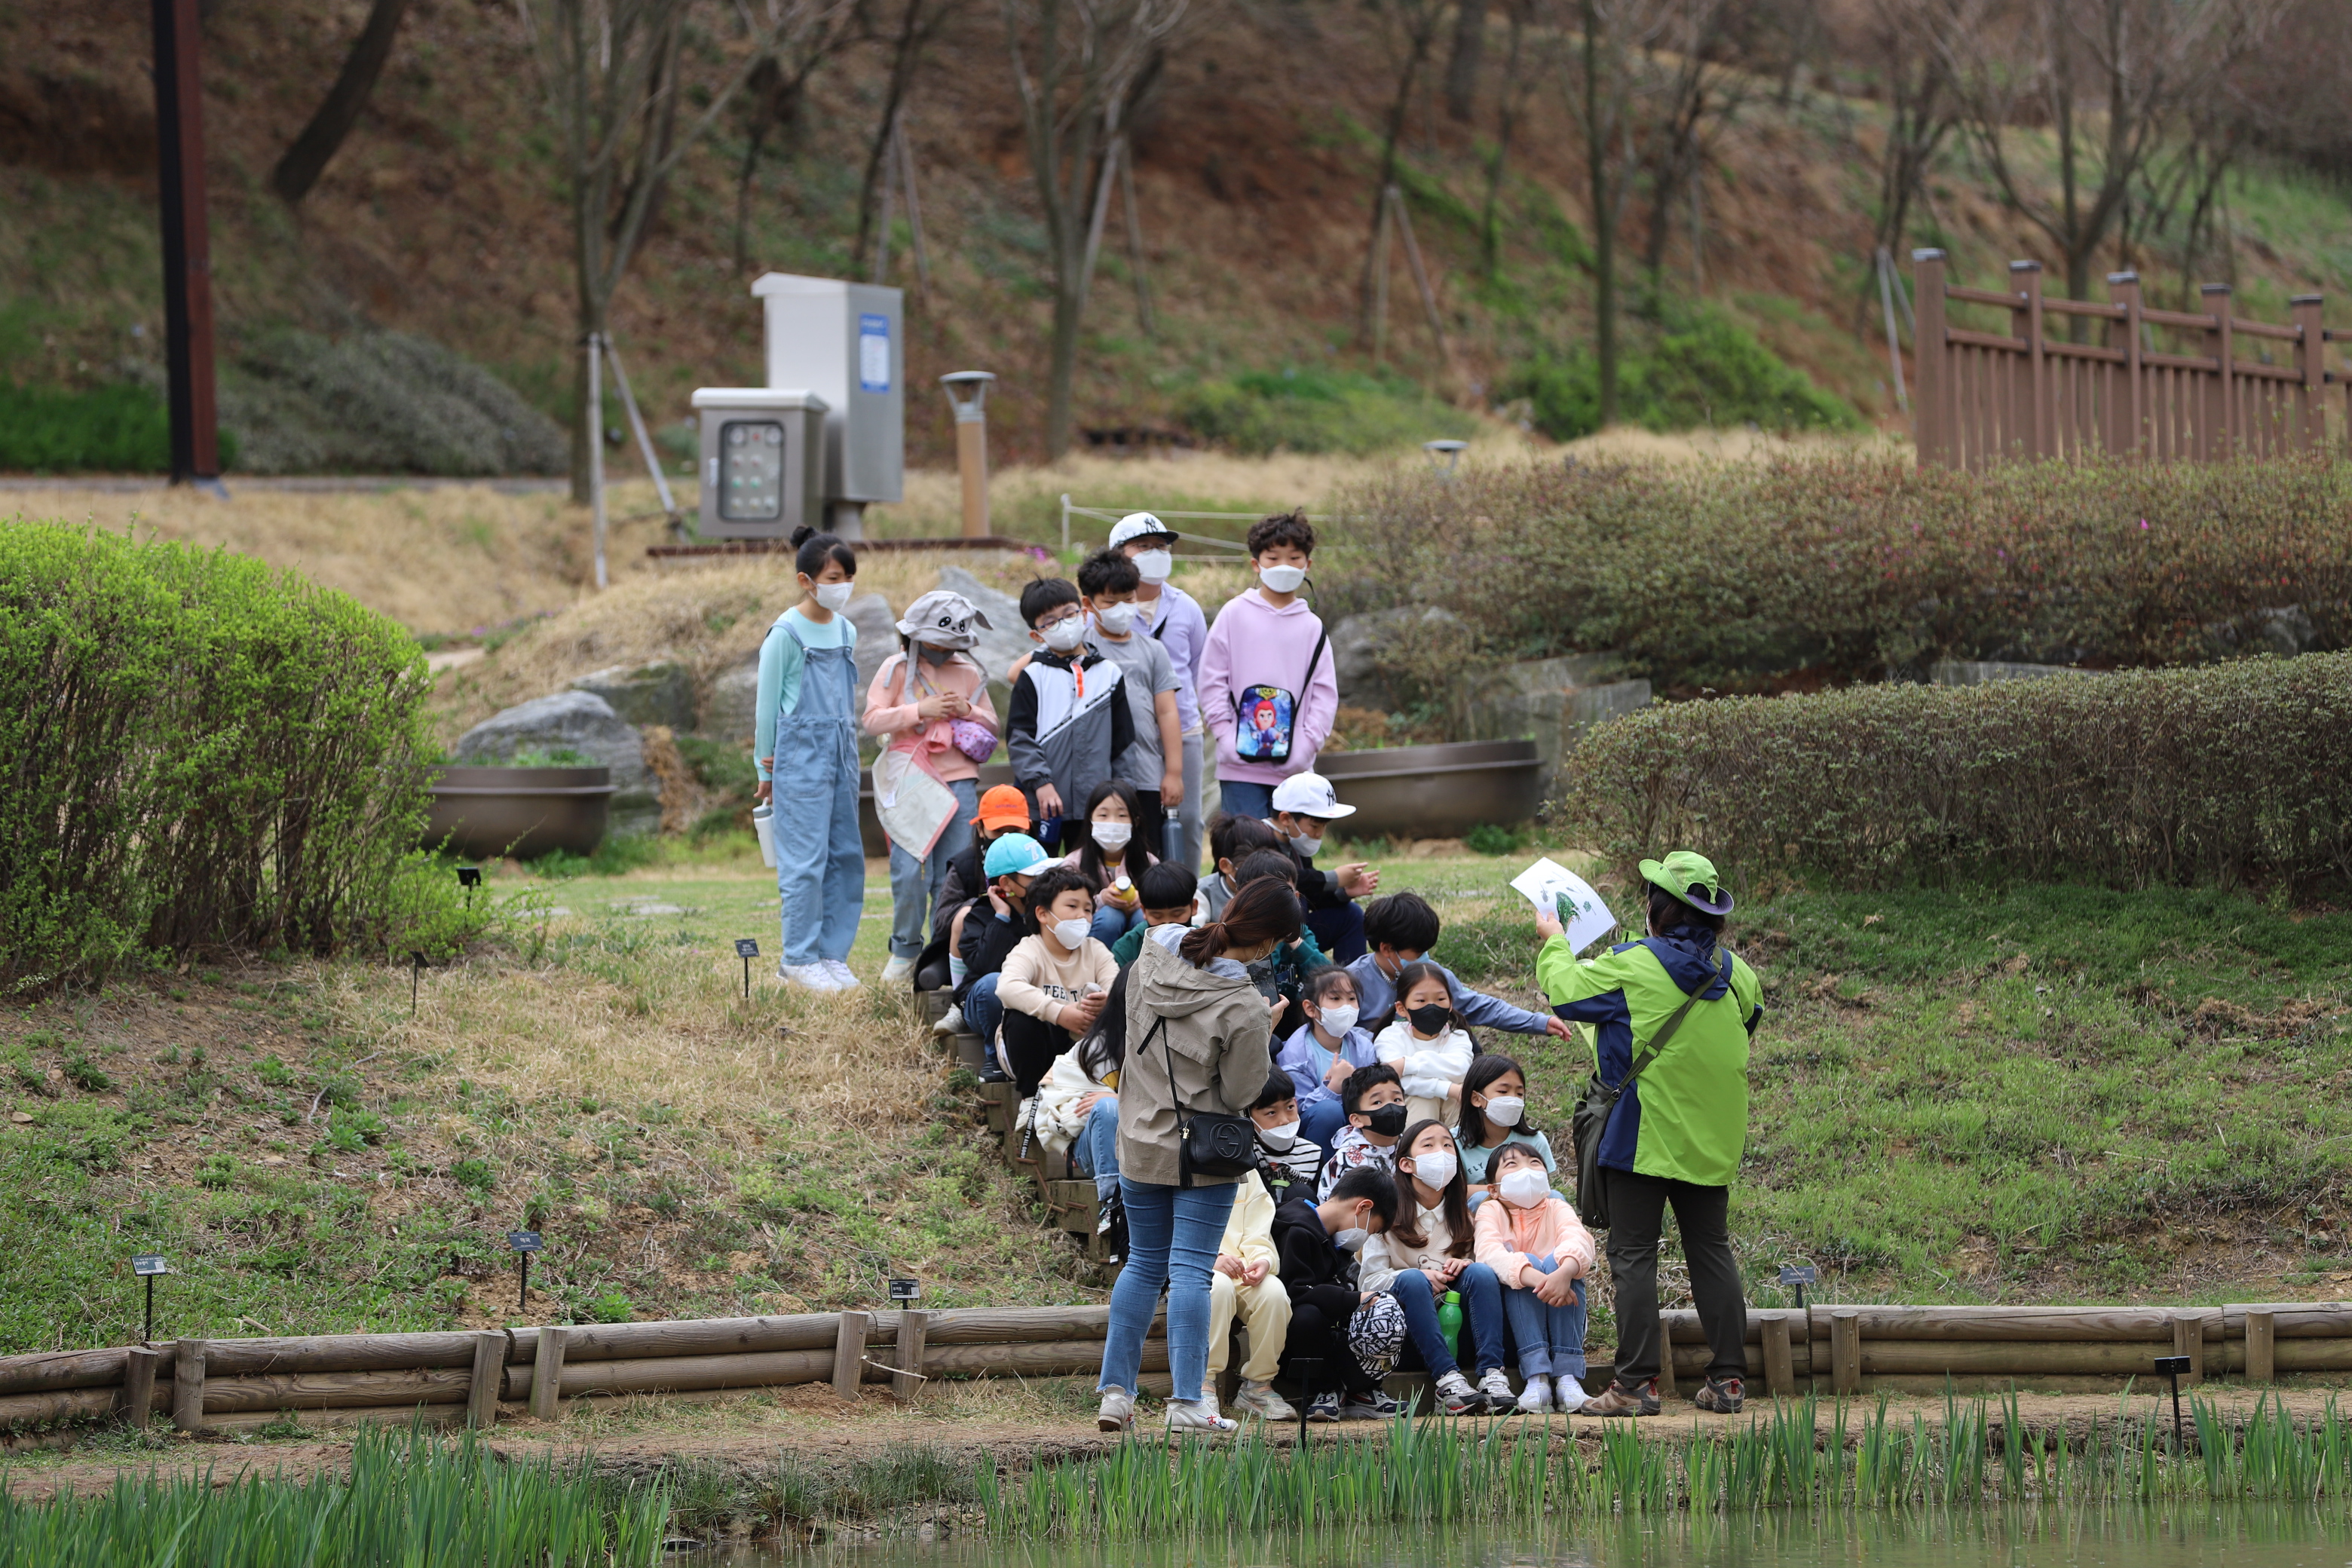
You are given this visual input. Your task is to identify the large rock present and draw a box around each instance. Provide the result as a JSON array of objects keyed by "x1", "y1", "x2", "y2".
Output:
[
  {"x1": 1465, "y1": 655, "x2": 1649, "y2": 798},
  {"x1": 936, "y1": 565, "x2": 1037, "y2": 684},
  {"x1": 452, "y1": 691, "x2": 661, "y2": 837},
  {"x1": 700, "y1": 595, "x2": 902, "y2": 746},
  {"x1": 572, "y1": 661, "x2": 695, "y2": 731},
  {"x1": 1329, "y1": 605, "x2": 1469, "y2": 712},
  {"x1": 844, "y1": 592, "x2": 899, "y2": 699}
]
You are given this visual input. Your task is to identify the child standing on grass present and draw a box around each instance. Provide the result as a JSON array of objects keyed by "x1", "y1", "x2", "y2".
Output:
[
  {"x1": 1199, "y1": 511, "x2": 1337, "y2": 824},
  {"x1": 1080, "y1": 548, "x2": 1184, "y2": 856},
  {"x1": 1374, "y1": 960, "x2": 1477, "y2": 1128},
  {"x1": 1006, "y1": 577, "x2": 1133, "y2": 853},
  {"x1": 864, "y1": 590, "x2": 1000, "y2": 987},
  {"x1": 1357, "y1": 1119, "x2": 1513, "y2": 1414},
  {"x1": 1473, "y1": 1141, "x2": 1597, "y2": 1414},
  {"x1": 1276, "y1": 966, "x2": 1377, "y2": 1160},
  {"x1": 1456, "y1": 1053, "x2": 1558, "y2": 1185},
  {"x1": 754, "y1": 526, "x2": 865, "y2": 994},
  {"x1": 1109, "y1": 513, "x2": 1211, "y2": 873}
]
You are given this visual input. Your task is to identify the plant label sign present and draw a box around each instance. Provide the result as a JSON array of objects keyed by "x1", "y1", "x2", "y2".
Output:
[
  {"x1": 888, "y1": 1278, "x2": 921, "y2": 1303},
  {"x1": 1510, "y1": 858, "x2": 1618, "y2": 955},
  {"x1": 1778, "y1": 1265, "x2": 1818, "y2": 1288},
  {"x1": 507, "y1": 1231, "x2": 544, "y2": 1254},
  {"x1": 733, "y1": 939, "x2": 761, "y2": 959},
  {"x1": 131, "y1": 1254, "x2": 170, "y2": 1277}
]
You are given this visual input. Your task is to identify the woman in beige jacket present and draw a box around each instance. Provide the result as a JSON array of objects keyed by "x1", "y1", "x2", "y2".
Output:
[{"x1": 1096, "y1": 877, "x2": 1298, "y2": 1437}]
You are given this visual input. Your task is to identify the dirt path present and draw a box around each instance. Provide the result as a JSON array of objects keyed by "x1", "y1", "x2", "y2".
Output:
[{"x1": 5, "y1": 1383, "x2": 2326, "y2": 1502}]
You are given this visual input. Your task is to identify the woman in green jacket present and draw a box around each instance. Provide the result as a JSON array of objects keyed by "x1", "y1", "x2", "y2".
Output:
[{"x1": 1535, "y1": 850, "x2": 1763, "y2": 1418}]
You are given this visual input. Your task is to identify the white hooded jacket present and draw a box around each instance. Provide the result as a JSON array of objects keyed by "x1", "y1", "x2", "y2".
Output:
[{"x1": 1372, "y1": 1018, "x2": 1475, "y2": 1101}]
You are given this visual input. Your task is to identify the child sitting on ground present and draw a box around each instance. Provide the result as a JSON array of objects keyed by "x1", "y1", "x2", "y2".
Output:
[
  {"x1": 996, "y1": 865, "x2": 1118, "y2": 1101},
  {"x1": 1247, "y1": 1073, "x2": 1323, "y2": 1202},
  {"x1": 1374, "y1": 959, "x2": 1478, "y2": 1128},
  {"x1": 1317, "y1": 1062, "x2": 1408, "y2": 1199},
  {"x1": 1456, "y1": 1052, "x2": 1559, "y2": 1185},
  {"x1": 1348, "y1": 891, "x2": 1570, "y2": 1046},
  {"x1": 954, "y1": 832, "x2": 1058, "y2": 1073},
  {"x1": 1005, "y1": 577, "x2": 1132, "y2": 852},
  {"x1": 1109, "y1": 860, "x2": 1205, "y2": 969},
  {"x1": 1357, "y1": 1118, "x2": 1513, "y2": 1414},
  {"x1": 1232, "y1": 848, "x2": 1328, "y2": 1033},
  {"x1": 1472, "y1": 1141, "x2": 1597, "y2": 1414},
  {"x1": 1275, "y1": 965, "x2": 1377, "y2": 1160},
  {"x1": 1202, "y1": 1167, "x2": 1294, "y2": 1423},
  {"x1": 924, "y1": 784, "x2": 1031, "y2": 1015},
  {"x1": 1270, "y1": 1164, "x2": 1404, "y2": 1423},
  {"x1": 1033, "y1": 969, "x2": 1130, "y2": 1258},
  {"x1": 1197, "y1": 813, "x2": 1285, "y2": 922},
  {"x1": 1065, "y1": 779, "x2": 1160, "y2": 947}
]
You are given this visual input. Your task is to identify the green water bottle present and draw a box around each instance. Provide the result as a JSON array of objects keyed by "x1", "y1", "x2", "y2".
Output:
[{"x1": 1438, "y1": 1290, "x2": 1464, "y2": 1363}]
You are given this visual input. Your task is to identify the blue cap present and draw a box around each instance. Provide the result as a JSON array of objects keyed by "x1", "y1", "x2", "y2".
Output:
[{"x1": 983, "y1": 832, "x2": 1057, "y2": 878}]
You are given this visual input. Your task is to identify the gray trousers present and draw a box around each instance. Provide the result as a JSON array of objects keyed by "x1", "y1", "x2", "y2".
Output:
[
  {"x1": 1175, "y1": 727, "x2": 1205, "y2": 872},
  {"x1": 1603, "y1": 1168, "x2": 1747, "y2": 1389}
]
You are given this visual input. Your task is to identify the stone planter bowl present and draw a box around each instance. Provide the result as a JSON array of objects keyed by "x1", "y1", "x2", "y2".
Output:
[
  {"x1": 425, "y1": 766, "x2": 615, "y2": 861},
  {"x1": 1318, "y1": 740, "x2": 1543, "y2": 841}
]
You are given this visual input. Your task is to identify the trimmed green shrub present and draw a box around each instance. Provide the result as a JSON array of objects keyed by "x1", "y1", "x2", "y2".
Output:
[
  {"x1": 1502, "y1": 303, "x2": 1863, "y2": 439},
  {"x1": 1175, "y1": 367, "x2": 1474, "y2": 455},
  {"x1": 1323, "y1": 454, "x2": 2352, "y2": 697},
  {"x1": 0, "y1": 519, "x2": 455, "y2": 992},
  {"x1": 0, "y1": 381, "x2": 240, "y2": 473},
  {"x1": 1557, "y1": 653, "x2": 2352, "y2": 890}
]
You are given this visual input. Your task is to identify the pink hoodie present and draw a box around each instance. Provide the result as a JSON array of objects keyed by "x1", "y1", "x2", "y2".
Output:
[
  {"x1": 1199, "y1": 589, "x2": 1338, "y2": 786},
  {"x1": 1474, "y1": 1191, "x2": 1599, "y2": 1289}
]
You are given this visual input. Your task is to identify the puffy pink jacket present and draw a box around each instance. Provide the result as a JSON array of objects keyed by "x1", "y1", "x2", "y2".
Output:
[{"x1": 1473, "y1": 1193, "x2": 1598, "y2": 1289}]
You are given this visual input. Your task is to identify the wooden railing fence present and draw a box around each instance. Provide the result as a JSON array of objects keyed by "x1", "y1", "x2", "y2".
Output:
[{"x1": 1913, "y1": 250, "x2": 2349, "y2": 469}]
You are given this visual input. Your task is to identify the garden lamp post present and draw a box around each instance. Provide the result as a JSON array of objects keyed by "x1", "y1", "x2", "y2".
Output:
[{"x1": 941, "y1": 372, "x2": 997, "y2": 538}]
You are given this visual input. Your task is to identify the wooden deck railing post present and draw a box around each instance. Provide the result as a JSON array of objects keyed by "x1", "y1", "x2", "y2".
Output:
[
  {"x1": 1761, "y1": 1314, "x2": 1796, "y2": 1398},
  {"x1": 171, "y1": 1339, "x2": 208, "y2": 1432},
  {"x1": 2011, "y1": 261, "x2": 2045, "y2": 460},
  {"x1": 2292, "y1": 294, "x2": 2326, "y2": 451},
  {"x1": 2108, "y1": 272, "x2": 2144, "y2": 458},
  {"x1": 529, "y1": 1325, "x2": 568, "y2": 1421},
  {"x1": 121, "y1": 1345, "x2": 159, "y2": 1426},
  {"x1": 1830, "y1": 1310, "x2": 1861, "y2": 1396},
  {"x1": 2246, "y1": 1309, "x2": 2277, "y2": 1383},
  {"x1": 2202, "y1": 284, "x2": 2234, "y2": 458},
  {"x1": 892, "y1": 1311, "x2": 929, "y2": 1402},
  {"x1": 1912, "y1": 250, "x2": 1949, "y2": 467},
  {"x1": 467, "y1": 1330, "x2": 504, "y2": 1429},
  {"x1": 832, "y1": 1311, "x2": 872, "y2": 1401},
  {"x1": 2171, "y1": 1311, "x2": 2203, "y2": 1385}
]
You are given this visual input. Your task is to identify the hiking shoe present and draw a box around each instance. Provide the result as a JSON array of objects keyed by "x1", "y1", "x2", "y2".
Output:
[
  {"x1": 932, "y1": 1004, "x2": 966, "y2": 1037},
  {"x1": 822, "y1": 959, "x2": 862, "y2": 989},
  {"x1": 1341, "y1": 1389, "x2": 1401, "y2": 1420},
  {"x1": 1516, "y1": 1374, "x2": 1553, "y2": 1414},
  {"x1": 1693, "y1": 1375, "x2": 1744, "y2": 1414},
  {"x1": 1434, "y1": 1370, "x2": 1483, "y2": 1415},
  {"x1": 1096, "y1": 1386, "x2": 1135, "y2": 1432},
  {"x1": 1233, "y1": 1380, "x2": 1295, "y2": 1421},
  {"x1": 1166, "y1": 1398, "x2": 1237, "y2": 1435},
  {"x1": 1583, "y1": 1379, "x2": 1661, "y2": 1417},
  {"x1": 1304, "y1": 1392, "x2": 1343, "y2": 1423},
  {"x1": 1553, "y1": 1374, "x2": 1590, "y2": 1414},
  {"x1": 1476, "y1": 1368, "x2": 1516, "y2": 1410},
  {"x1": 779, "y1": 961, "x2": 843, "y2": 991},
  {"x1": 880, "y1": 954, "x2": 915, "y2": 985}
]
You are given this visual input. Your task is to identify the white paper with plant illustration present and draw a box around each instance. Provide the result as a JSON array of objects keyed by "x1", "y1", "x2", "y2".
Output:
[{"x1": 1511, "y1": 857, "x2": 1618, "y2": 955}]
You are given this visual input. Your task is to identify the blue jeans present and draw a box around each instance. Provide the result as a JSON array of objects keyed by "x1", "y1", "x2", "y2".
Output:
[
  {"x1": 1099, "y1": 1176, "x2": 1237, "y2": 1404},
  {"x1": 1391, "y1": 1263, "x2": 1505, "y2": 1380},
  {"x1": 1216, "y1": 779, "x2": 1275, "y2": 822},
  {"x1": 1076, "y1": 1096, "x2": 1121, "y2": 1199},
  {"x1": 1500, "y1": 1262, "x2": 1589, "y2": 1380},
  {"x1": 1299, "y1": 1098, "x2": 1350, "y2": 1163},
  {"x1": 887, "y1": 777, "x2": 976, "y2": 960},
  {"x1": 963, "y1": 972, "x2": 1003, "y2": 1046},
  {"x1": 1090, "y1": 905, "x2": 1144, "y2": 946}
]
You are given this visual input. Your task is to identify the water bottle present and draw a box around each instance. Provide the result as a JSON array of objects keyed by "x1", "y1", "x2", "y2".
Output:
[
  {"x1": 1163, "y1": 816, "x2": 1184, "y2": 868},
  {"x1": 1438, "y1": 1290, "x2": 1464, "y2": 1364}
]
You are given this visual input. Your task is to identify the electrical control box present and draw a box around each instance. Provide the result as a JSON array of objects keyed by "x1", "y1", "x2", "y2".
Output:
[
  {"x1": 750, "y1": 273, "x2": 904, "y2": 528},
  {"x1": 689, "y1": 387, "x2": 828, "y2": 541}
]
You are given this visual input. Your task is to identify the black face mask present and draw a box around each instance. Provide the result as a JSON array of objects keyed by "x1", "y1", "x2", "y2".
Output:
[
  {"x1": 1364, "y1": 1103, "x2": 1409, "y2": 1138},
  {"x1": 1407, "y1": 1002, "x2": 1453, "y2": 1037}
]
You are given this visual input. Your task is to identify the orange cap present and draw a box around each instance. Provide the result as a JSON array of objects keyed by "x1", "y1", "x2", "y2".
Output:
[{"x1": 974, "y1": 784, "x2": 1031, "y2": 831}]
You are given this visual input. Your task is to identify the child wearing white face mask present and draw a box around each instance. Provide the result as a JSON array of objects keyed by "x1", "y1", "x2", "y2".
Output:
[
  {"x1": 1358, "y1": 1119, "x2": 1515, "y2": 1413},
  {"x1": 1199, "y1": 511, "x2": 1338, "y2": 828},
  {"x1": 1473, "y1": 1142, "x2": 1597, "y2": 1413},
  {"x1": 1456, "y1": 1053, "x2": 1560, "y2": 1186},
  {"x1": 997, "y1": 865, "x2": 1119, "y2": 1101},
  {"x1": 1065, "y1": 779, "x2": 1161, "y2": 948},
  {"x1": 1277, "y1": 966, "x2": 1378, "y2": 1159},
  {"x1": 1006, "y1": 577, "x2": 1133, "y2": 853},
  {"x1": 1079, "y1": 550, "x2": 1184, "y2": 857},
  {"x1": 1248, "y1": 1076, "x2": 1323, "y2": 1200}
]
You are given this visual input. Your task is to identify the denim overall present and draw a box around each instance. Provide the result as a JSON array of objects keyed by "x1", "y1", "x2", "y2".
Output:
[{"x1": 772, "y1": 620, "x2": 865, "y2": 967}]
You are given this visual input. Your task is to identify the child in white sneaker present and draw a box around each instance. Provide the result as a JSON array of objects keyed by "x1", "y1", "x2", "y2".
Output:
[
  {"x1": 1472, "y1": 1142, "x2": 1597, "y2": 1413},
  {"x1": 1203, "y1": 1168, "x2": 1294, "y2": 1423}
]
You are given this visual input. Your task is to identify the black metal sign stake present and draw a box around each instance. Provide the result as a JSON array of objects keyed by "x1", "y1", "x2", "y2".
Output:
[
  {"x1": 734, "y1": 939, "x2": 760, "y2": 1002},
  {"x1": 409, "y1": 950, "x2": 430, "y2": 1015},
  {"x1": 133, "y1": 1254, "x2": 169, "y2": 1343},
  {"x1": 1293, "y1": 1356, "x2": 1320, "y2": 1450},
  {"x1": 1779, "y1": 1263, "x2": 1818, "y2": 1313},
  {"x1": 509, "y1": 1230, "x2": 543, "y2": 1310},
  {"x1": 458, "y1": 865, "x2": 482, "y2": 915},
  {"x1": 2153, "y1": 1355, "x2": 2191, "y2": 1453}
]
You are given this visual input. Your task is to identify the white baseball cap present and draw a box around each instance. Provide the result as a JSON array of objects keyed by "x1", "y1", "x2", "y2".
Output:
[
  {"x1": 1107, "y1": 512, "x2": 1180, "y2": 550},
  {"x1": 1269, "y1": 771, "x2": 1357, "y2": 820}
]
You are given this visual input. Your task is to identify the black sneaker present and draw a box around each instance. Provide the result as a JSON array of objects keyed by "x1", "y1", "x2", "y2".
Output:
[
  {"x1": 1341, "y1": 1389, "x2": 1401, "y2": 1420},
  {"x1": 1304, "y1": 1391, "x2": 1343, "y2": 1423},
  {"x1": 976, "y1": 1063, "x2": 1011, "y2": 1083},
  {"x1": 1095, "y1": 1192, "x2": 1127, "y2": 1266}
]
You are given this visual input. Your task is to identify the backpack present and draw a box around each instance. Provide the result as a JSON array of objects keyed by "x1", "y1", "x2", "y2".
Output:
[{"x1": 1229, "y1": 629, "x2": 1329, "y2": 765}]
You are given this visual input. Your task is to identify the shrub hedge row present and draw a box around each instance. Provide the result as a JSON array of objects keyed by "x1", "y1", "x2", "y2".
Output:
[
  {"x1": 1556, "y1": 653, "x2": 2352, "y2": 890},
  {"x1": 1323, "y1": 454, "x2": 2352, "y2": 697},
  {"x1": 0, "y1": 521, "x2": 445, "y2": 991}
]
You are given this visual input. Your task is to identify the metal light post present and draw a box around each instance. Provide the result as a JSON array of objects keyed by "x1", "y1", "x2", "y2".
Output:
[
  {"x1": 1423, "y1": 438, "x2": 1468, "y2": 478},
  {"x1": 941, "y1": 372, "x2": 997, "y2": 539}
]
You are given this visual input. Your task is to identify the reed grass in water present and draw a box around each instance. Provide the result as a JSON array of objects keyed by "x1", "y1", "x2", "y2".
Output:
[
  {"x1": 985, "y1": 1392, "x2": 2352, "y2": 1536},
  {"x1": 0, "y1": 1428, "x2": 671, "y2": 1566}
]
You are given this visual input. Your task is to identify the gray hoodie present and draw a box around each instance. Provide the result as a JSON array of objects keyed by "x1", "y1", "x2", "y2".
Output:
[{"x1": 1116, "y1": 926, "x2": 1275, "y2": 1188}]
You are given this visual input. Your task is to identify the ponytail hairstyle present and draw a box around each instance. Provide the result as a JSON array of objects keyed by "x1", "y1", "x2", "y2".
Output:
[
  {"x1": 790, "y1": 525, "x2": 857, "y2": 583},
  {"x1": 1180, "y1": 874, "x2": 1300, "y2": 966},
  {"x1": 1389, "y1": 1116, "x2": 1474, "y2": 1257},
  {"x1": 1457, "y1": 1052, "x2": 1539, "y2": 1149}
]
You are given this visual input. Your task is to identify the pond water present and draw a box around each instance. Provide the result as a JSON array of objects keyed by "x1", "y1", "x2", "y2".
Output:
[{"x1": 693, "y1": 1511, "x2": 2352, "y2": 1568}]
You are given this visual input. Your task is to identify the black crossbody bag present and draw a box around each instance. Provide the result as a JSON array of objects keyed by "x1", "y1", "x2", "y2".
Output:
[
  {"x1": 1143, "y1": 1015, "x2": 1257, "y2": 1187},
  {"x1": 1572, "y1": 950, "x2": 1731, "y2": 1229}
]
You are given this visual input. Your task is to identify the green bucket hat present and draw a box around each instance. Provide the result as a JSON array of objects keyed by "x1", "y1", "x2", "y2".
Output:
[{"x1": 1639, "y1": 850, "x2": 1733, "y2": 917}]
